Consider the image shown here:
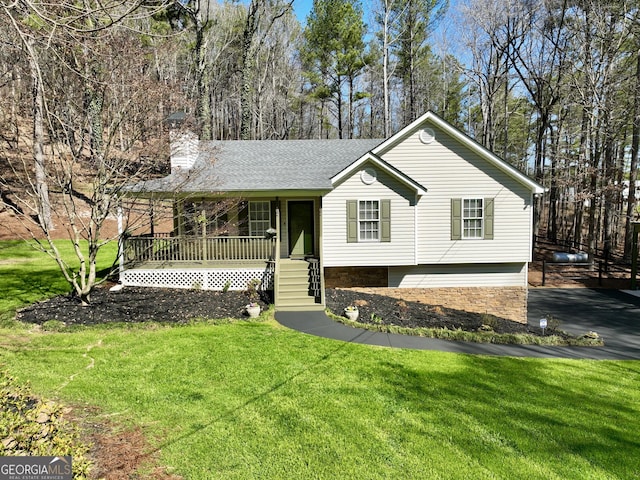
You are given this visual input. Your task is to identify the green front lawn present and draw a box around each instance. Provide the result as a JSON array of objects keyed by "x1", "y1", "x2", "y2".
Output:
[
  {"x1": 0, "y1": 239, "x2": 118, "y2": 319},
  {"x1": 0, "y1": 241, "x2": 639, "y2": 479}
]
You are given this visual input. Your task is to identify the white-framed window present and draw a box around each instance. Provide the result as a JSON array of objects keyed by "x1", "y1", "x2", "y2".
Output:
[
  {"x1": 463, "y1": 198, "x2": 483, "y2": 239},
  {"x1": 347, "y1": 199, "x2": 390, "y2": 243},
  {"x1": 249, "y1": 201, "x2": 271, "y2": 236},
  {"x1": 358, "y1": 200, "x2": 380, "y2": 241}
]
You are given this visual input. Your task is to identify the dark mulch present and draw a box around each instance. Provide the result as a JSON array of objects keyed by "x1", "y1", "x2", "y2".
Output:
[
  {"x1": 17, "y1": 285, "x2": 541, "y2": 336},
  {"x1": 325, "y1": 288, "x2": 536, "y2": 335},
  {"x1": 17, "y1": 286, "x2": 269, "y2": 325}
]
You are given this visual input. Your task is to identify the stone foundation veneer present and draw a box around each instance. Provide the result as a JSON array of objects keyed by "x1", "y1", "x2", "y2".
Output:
[{"x1": 343, "y1": 286, "x2": 528, "y2": 324}]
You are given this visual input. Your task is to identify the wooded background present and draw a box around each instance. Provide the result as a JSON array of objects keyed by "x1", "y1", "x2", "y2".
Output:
[{"x1": 1, "y1": 0, "x2": 639, "y2": 262}]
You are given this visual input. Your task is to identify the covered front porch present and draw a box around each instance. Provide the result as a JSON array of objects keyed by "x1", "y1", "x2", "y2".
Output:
[{"x1": 118, "y1": 197, "x2": 325, "y2": 310}]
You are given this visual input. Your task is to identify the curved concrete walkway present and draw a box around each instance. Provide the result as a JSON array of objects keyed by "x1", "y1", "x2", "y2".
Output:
[{"x1": 275, "y1": 288, "x2": 640, "y2": 360}]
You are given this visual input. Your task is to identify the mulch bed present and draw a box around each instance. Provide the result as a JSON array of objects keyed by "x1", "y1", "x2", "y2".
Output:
[
  {"x1": 17, "y1": 286, "x2": 269, "y2": 325},
  {"x1": 325, "y1": 288, "x2": 535, "y2": 335},
  {"x1": 17, "y1": 286, "x2": 540, "y2": 336}
]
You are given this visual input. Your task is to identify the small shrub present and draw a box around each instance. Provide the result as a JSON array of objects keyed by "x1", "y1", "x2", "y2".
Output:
[
  {"x1": 0, "y1": 370, "x2": 92, "y2": 477},
  {"x1": 547, "y1": 315, "x2": 561, "y2": 331},
  {"x1": 481, "y1": 313, "x2": 499, "y2": 330},
  {"x1": 245, "y1": 278, "x2": 261, "y2": 306},
  {"x1": 395, "y1": 300, "x2": 409, "y2": 320},
  {"x1": 222, "y1": 279, "x2": 232, "y2": 293},
  {"x1": 370, "y1": 313, "x2": 384, "y2": 325}
]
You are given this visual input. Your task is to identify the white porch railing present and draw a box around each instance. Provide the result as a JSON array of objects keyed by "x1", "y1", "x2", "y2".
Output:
[{"x1": 124, "y1": 235, "x2": 275, "y2": 263}]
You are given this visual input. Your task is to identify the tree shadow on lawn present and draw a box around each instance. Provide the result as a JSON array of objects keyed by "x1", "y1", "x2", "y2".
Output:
[
  {"x1": 130, "y1": 331, "x2": 361, "y2": 468},
  {"x1": 375, "y1": 355, "x2": 640, "y2": 477},
  {"x1": 2, "y1": 266, "x2": 72, "y2": 310}
]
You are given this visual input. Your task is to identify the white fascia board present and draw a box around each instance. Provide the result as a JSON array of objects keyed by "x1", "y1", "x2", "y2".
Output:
[
  {"x1": 330, "y1": 153, "x2": 427, "y2": 196},
  {"x1": 372, "y1": 111, "x2": 545, "y2": 195}
]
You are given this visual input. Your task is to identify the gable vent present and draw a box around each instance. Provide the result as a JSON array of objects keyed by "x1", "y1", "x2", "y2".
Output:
[{"x1": 419, "y1": 128, "x2": 435, "y2": 144}]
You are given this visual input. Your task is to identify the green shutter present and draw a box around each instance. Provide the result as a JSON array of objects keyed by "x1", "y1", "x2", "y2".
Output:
[
  {"x1": 484, "y1": 197, "x2": 494, "y2": 240},
  {"x1": 347, "y1": 200, "x2": 358, "y2": 243},
  {"x1": 381, "y1": 199, "x2": 391, "y2": 242},
  {"x1": 451, "y1": 198, "x2": 461, "y2": 240}
]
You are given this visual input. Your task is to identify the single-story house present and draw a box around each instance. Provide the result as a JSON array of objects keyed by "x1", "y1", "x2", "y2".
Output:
[{"x1": 122, "y1": 111, "x2": 544, "y2": 323}]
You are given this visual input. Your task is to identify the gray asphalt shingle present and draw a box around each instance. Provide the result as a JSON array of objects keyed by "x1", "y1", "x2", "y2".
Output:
[{"x1": 135, "y1": 139, "x2": 384, "y2": 193}]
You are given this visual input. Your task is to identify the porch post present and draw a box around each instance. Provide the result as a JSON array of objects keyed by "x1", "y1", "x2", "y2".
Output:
[
  {"x1": 274, "y1": 204, "x2": 281, "y2": 302},
  {"x1": 318, "y1": 198, "x2": 326, "y2": 307},
  {"x1": 149, "y1": 199, "x2": 155, "y2": 237},
  {"x1": 201, "y1": 209, "x2": 208, "y2": 262}
]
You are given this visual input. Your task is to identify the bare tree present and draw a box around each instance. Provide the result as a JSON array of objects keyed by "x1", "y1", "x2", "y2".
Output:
[{"x1": 0, "y1": 0, "x2": 185, "y2": 305}]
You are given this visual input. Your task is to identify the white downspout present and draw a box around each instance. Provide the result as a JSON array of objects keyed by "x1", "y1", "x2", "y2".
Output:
[{"x1": 414, "y1": 194, "x2": 419, "y2": 265}]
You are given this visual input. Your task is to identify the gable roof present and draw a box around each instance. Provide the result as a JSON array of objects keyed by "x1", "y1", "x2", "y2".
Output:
[
  {"x1": 372, "y1": 111, "x2": 545, "y2": 194},
  {"x1": 133, "y1": 139, "x2": 383, "y2": 194},
  {"x1": 128, "y1": 111, "x2": 543, "y2": 196},
  {"x1": 331, "y1": 152, "x2": 428, "y2": 196}
]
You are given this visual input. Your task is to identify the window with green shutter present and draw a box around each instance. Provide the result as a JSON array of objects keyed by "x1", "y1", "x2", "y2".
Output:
[
  {"x1": 451, "y1": 197, "x2": 494, "y2": 240},
  {"x1": 347, "y1": 199, "x2": 391, "y2": 243}
]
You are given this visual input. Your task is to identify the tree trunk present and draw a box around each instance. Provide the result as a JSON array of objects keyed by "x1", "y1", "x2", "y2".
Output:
[
  {"x1": 382, "y1": 1, "x2": 391, "y2": 137},
  {"x1": 624, "y1": 46, "x2": 640, "y2": 260},
  {"x1": 29, "y1": 44, "x2": 52, "y2": 232},
  {"x1": 193, "y1": 17, "x2": 212, "y2": 140},
  {"x1": 337, "y1": 75, "x2": 344, "y2": 139},
  {"x1": 240, "y1": 0, "x2": 262, "y2": 141}
]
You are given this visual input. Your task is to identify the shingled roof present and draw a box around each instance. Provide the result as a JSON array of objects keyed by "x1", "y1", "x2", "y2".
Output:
[{"x1": 133, "y1": 138, "x2": 384, "y2": 194}]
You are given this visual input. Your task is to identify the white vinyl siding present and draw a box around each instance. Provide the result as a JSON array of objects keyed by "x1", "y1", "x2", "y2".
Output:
[
  {"x1": 389, "y1": 263, "x2": 527, "y2": 288},
  {"x1": 378, "y1": 122, "x2": 534, "y2": 264},
  {"x1": 323, "y1": 165, "x2": 416, "y2": 267}
]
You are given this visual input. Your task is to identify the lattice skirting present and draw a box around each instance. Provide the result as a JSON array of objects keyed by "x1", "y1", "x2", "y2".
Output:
[{"x1": 121, "y1": 267, "x2": 274, "y2": 291}]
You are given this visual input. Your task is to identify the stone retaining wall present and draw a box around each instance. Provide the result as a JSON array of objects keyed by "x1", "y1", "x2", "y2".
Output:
[{"x1": 341, "y1": 286, "x2": 528, "y2": 324}]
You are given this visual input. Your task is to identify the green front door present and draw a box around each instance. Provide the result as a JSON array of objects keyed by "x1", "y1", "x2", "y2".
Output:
[{"x1": 288, "y1": 201, "x2": 314, "y2": 257}]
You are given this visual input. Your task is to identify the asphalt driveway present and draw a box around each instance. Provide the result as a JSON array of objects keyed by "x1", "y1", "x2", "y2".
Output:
[
  {"x1": 527, "y1": 288, "x2": 640, "y2": 360},
  {"x1": 276, "y1": 288, "x2": 640, "y2": 360}
]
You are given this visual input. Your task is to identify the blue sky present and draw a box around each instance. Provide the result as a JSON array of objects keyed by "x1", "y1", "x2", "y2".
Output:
[
  {"x1": 292, "y1": 0, "x2": 459, "y2": 39},
  {"x1": 293, "y1": 0, "x2": 313, "y2": 23}
]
